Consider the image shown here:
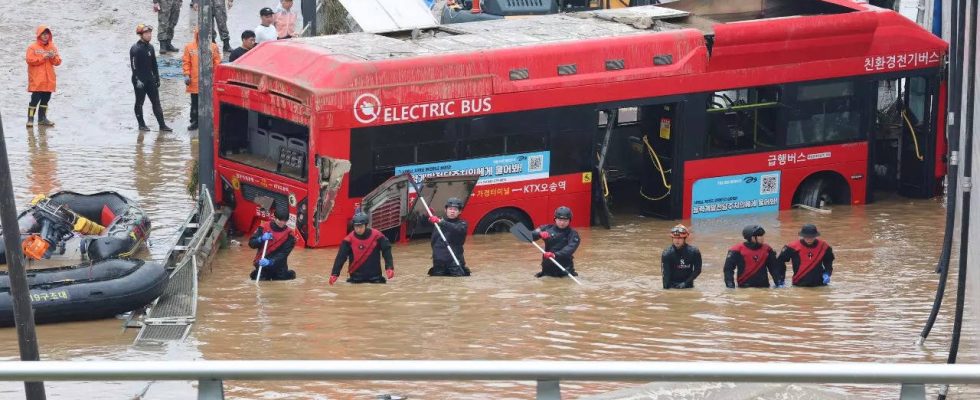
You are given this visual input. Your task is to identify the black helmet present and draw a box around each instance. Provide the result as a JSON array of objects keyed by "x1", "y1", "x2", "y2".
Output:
[
  {"x1": 799, "y1": 224, "x2": 820, "y2": 238},
  {"x1": 273, "y1": 207, "x2": 289, "y2": 221},
  {"x1": 445, "y1": 197, "x2": 464, "y2": 210},
  {"x1": 352, "y1": 212, "x2": 370, "y2": 226},
  {"x1": 742, "y1": 224, "x2": 765, "y2": 241},
  {"x1": 554, "y1": 206, "x2": 572, "y2": 220}
]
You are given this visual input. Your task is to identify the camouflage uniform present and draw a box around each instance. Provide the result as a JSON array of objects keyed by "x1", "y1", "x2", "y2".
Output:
[
  {"x1": 190, "y1": 0, "x2": 230, "y2": 42},
  {"x1": 155, "y1": 0, "x2": 183, "y2": 42}
]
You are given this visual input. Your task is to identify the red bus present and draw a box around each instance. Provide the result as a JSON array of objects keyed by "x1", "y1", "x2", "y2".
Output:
[{"x1": 212, "y1": 2, "x2": 947, "y2": 247}]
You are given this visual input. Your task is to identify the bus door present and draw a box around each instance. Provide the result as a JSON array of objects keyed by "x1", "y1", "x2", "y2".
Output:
[
  {"x1": 636, "y1": 103, "x2": 678, "y2": 218},
  {"x1": 592, "y1": 102, "x2": 679, "y2": 225},
  {"x1": 872, "y1": 75, "x2": 940, "y2": 199},
  {"x1": 896, "y1": 75, "x2": 940, "y2": 198}
]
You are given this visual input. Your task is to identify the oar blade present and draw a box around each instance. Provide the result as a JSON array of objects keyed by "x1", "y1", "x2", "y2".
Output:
[{"x1": 509, "y1": 222, "x2": 534, "y2": 243}]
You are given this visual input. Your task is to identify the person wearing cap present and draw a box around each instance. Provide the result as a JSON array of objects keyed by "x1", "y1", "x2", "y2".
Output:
[
  {"x1": 130, "y1": 24, "x2": 172, "y2": 132},
  {"x1": 151, "y1": 0, "x2": 182, "y2": 54},
  {"x1": 248, "y1": 207, "x2": 297, "y2": 281},
  {"x1": 182, "y1": 28, "x2": 221, "y2": 131},
  {"x1": 25, "y1": 25, "x2": 61, "y2": 127},
  {"x1": 777, "y1": 224, "x2": 835, "y2": 287},
  {"x1": 427, "y1": 197, "x2": 470, "y2": 277},
  {"x1": 532, "y1": 206, "x2": 581, "y2": 279},
  {"x1": 255, "y1": 7, "x2": 278, "y2": 43},
  {"x1": 661, "y1": 224, "x2": 701, "y2": 289},
  {"x1": 329, "y1": 212, "x2": 395, "y2": 285},
  {"x1": 723, "y1": 225, "x2": 784, "y2": 288}
]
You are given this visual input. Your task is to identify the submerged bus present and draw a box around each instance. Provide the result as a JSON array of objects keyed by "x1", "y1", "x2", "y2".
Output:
[{"x1": 212, "y1": 2, "x2": 947, "y2": 247}]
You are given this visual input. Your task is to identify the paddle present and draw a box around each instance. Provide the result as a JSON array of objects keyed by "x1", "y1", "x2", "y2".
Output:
[
  {"x1": 509, "y1": 223, "x2": 582, "y2": 285},
  {"x1": 254, "y1": 240, "x2": 269, "y2": 285},
  {"x1": 408, "y1": 174, "x2": 462, "y2": 268}
]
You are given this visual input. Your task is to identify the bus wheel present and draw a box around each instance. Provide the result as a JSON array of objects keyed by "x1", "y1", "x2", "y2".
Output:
[
  {"x1": 795, "y1": 175, "x2": 848, "y2": 208},
  {"x1": 475, "y1": 208, "x2": 532, "y2": 235}
]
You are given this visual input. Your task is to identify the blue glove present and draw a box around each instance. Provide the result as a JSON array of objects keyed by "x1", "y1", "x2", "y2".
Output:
[
  {"x1": 259, "y1": 258, "x2": 271, "y2": 267},
  {"x1": 774, "y1": 280, "x2": 785, "y2": 288},
  {"x1": 261, "y1": 232, "x2": 273, "y2": 242},
  {"x1": 822, "y1": 273, "x2": 831, "y2": 285}
]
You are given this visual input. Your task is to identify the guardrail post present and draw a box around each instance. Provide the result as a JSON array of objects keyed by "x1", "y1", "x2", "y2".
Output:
[
  {"x1": 198, "y1": 379, "x2": 225, "y2": 400},
  {"x1": 898, "y1": 383, "x2": 925, "y2": 400},
  {"x1": 536, "y1": 379, "x2": 561, "y2": 400}
]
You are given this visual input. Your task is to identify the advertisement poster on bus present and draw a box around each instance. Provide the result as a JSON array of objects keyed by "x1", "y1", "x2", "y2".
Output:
[
  {"x1": 691, "y1": 171, "x2": 780, "y2": 218},
  {"x1": 395, "y1": 151, "x2": 551, "y2": 188}
]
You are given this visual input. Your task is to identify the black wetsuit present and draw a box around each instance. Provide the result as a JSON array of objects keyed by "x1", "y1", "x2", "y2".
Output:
[
  {"x1": 248, "y1": 222, "x2": 296, "y2": 280},
  {"x1": 777, "y1": 239, "x2": 835, "y2": 287},
  {"x1": 723, "y1": 241, "x2": 783, "y2": 288},
  {"x1": 429, "y1": 217, "x2": 470, "y2": 276},
  {"x1": 331, "y1": 228, "x2": 394, "y2": 283},
  {"x1": 129, "y1": 40, "x2": 165, "y2": 127},
  {"x1": 662, "y1": 243, "x2": 702, "y2": 289},
  {"x1": 532, "y1": 224, "x2": 581, "y2": 278}
]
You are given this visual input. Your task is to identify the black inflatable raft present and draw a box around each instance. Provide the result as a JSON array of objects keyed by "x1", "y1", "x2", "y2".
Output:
[{"x1": 0, "y1": 259, "x2": 168, "y2": 326}]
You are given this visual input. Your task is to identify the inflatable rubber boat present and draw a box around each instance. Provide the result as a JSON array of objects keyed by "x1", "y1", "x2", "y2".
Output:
[
  {"x1": 0, "y1": 259, "x2": 168, "y2": 326},
  {"x1": 0, "y1": 191, "x2": 163, "y2": 326}
]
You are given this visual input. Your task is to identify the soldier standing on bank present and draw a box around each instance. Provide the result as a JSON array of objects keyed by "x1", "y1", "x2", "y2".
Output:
[
  {"x1": 152, "y1": 0, "x2": 182, "y2": 54},
  {"x1": 191, "y1": 0, "x2": 234, "y2": 53}
]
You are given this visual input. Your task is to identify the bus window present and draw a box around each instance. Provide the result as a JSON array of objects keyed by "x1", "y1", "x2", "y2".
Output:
[
  {"x1": 219, "y1": 103, "x2": 309, "y2": 181},
  {"x1": 465, "y1": 137, "x2": 505, "y2": 158},
  {"x1": 786, "y1": 81, "x2": 863, "y2": 146},
  {"x1": 906, "y1": 76, "x2": 928, "y2": 124},
  {"x1": 705, "y1": 86, "x2": 781, "y2": 155},
  {"x1": 506, "y1": 133, "x2": 547, "y2": 153}
]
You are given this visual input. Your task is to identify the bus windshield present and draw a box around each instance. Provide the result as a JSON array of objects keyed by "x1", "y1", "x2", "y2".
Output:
[{"x1": 218, "y1": 103, "x2": 310, "y2": 182}]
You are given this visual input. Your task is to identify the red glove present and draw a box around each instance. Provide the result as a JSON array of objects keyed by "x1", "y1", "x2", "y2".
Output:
[
  {"x1": 429, "y1": 215, "x2": 441, "y2": 224},
  {"x1": 386, "y1": 268, "x2": 394, "y2": 279},
  {"x1": 328, "y1": 275, "x2": 338, "y2": 285},
  {"x1": 543, "y1": 252, "x2": 555, "y2": 259},
  {"x1": 539, "y1": 231, "x2": 551, "y2": 240}
]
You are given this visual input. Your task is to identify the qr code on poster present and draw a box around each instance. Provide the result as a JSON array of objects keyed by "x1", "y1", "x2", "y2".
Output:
[
  {"x1": 528, "y1": 155, "x2": 544, "y2": 172},
  {"x1": 760, "y1": 174, "x2": 779, "y2": 195}
]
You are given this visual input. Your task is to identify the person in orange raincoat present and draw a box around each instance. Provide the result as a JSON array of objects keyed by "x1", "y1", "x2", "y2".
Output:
[
  {"x1": 26, "y1": 25, "x2": 62, "y2": 127},
  {"x1": 181, "y1": 29, "x2": 221, "y2": 131}
]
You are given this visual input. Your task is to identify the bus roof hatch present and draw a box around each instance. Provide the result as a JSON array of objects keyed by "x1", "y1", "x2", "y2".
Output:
[{"x1": 338, "y1": 0, "x2": 438, "y2": 33}]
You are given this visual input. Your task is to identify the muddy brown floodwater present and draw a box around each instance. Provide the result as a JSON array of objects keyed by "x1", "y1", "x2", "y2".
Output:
[{"x1": 1, "y1": 0, "x2": 978, "y2": 399}]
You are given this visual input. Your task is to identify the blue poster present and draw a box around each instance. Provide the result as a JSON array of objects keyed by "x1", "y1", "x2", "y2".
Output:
[
  {"x1": 395, "y1": 151, "x2": 550, "y2": 186},
  {"x1": 691, "y1": 171, "x2": 780, "y2": 218}
]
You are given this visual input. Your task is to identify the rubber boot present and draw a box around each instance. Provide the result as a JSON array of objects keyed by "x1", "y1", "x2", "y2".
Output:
[
  {"x1": 37, "y1": 105, "x2": 54, "y2": 126},
  {"x1": 27, "y1": 106, "x2": 36, "y2": 127},
  {"x1": 223, "y1": 39, "x2": 232, "y2": 53}
]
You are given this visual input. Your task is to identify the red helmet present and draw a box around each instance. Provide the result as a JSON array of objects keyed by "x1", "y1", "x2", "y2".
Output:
[
  {"x1": 136, "y1": 24, "x2": 153, "y2": 34},
  {"x1": 670, "y1": 224, "x2": 690, "y2": 238}
]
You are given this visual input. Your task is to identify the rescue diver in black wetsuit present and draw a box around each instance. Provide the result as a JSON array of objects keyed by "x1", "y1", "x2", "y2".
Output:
[
  {"x1": 428, "y1": 197, "x2": 471, "y2": 277},
  {"x1": 532, "y1": 206, "x2": 581, "y2": 278},
  {"x1": 723, "y1": 225, "x2": 784, "y2": 288},
  {"x1": 329, "y1": 212, "x2": 394, "y2": 285},
  {"x1": 662, "y1": 224, "x2": 702, "y2": 289},
  {"x1": 777, "y1": 224, "x2": 835, "y2": 287},
  {"x1": 248, "y1": 207, "x2": 297, "y2": 280}
]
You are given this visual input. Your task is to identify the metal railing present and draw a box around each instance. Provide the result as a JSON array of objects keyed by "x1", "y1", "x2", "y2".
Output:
[{"x1": 0, "y1": 360, "x2": 976, "y2": 400}]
